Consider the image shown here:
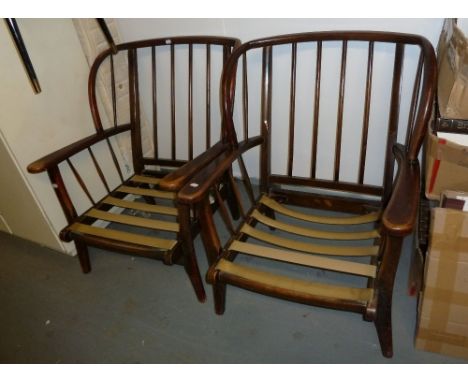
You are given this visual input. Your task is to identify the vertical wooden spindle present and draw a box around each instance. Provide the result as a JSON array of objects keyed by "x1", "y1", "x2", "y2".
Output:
[
  {"x1": 287, "y1": 43, "x2": 297, "y2": 177},
  {"x1": 170, "y1": 44, "x2": 176, "y2": 160},
  {"x1": 128, "y1": 48, "x2": 143, "y2": 173},
  {"x1": 334, "y1": 40, "x2": 348, "y2": 182},
  {"x1": 358, "y1": 41, "x2": 374, "y2": 184},
  {"x1": 242, "y1": 53, "x2": 249, "y2": 140},
  {"x1": 110, "y1": 54, "x2": 117, "y2": 128},
  {"x1": 152, "y1": 46, "x2": 158, "y2": 159},
  {"x1": 311, "y1": 41, "x2": 322, "y2": 179},
  {"x1": 206, "y1": 44, "x2": 211, "y2": 149},
  {"x1": 188, "y1": 43, "x2": 194, "y2": 160},
  {"x1": 383, "y1": 43, "x2": 405, "y2": 204},
  {"x1": 260, "y1": 46, "x2": 273, "y2": 193},
  {"x1": 406, "y1": 49, "x2": 424, "y2": 148}
]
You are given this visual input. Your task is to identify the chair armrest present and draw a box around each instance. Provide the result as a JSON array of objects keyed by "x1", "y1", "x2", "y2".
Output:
[
  {"x1": 158, "y1": 141, "x2": 230, "y2": 192},
  {"x1": 177, "y1": 135, "x2": 264, "y2": 204},
  {"x1": 382, "y1": 143, "x2": 420, "y2": 236},
  {"x1": 27, "y1": 124, "x2": 131, "y2": 173}
]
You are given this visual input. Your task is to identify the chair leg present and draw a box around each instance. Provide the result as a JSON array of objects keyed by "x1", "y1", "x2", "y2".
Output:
[
  {"x1": 178, "y1": 204, "x2": 206, "y2": 303},
  {"x1": 183, "y1": 253, "x2": 206, "y2": 303},
  {"x1": 374, "y1": 290, "x2": 393, "y2": 358},
  {"x1": 264, "y1": 206, "x2": 276, "y2": 230},
  {"x1": 222, "y1": 174, "x2": 240, "y2": 221},
  {"x1": 373, "y1": 235, "x2": 402, "y2": 358},
  {"x1": 213, "y1": 279, "x2": 226, "y2": 315},
  {"x1": 139, "y1": 183, "x2": 157, "y2": 205},
  {"x1": 75, "y1": 240, "x2": 91, "y2": 274}
]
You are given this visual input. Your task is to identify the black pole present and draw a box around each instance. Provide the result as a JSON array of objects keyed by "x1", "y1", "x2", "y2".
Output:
[
  {"x1": 4, "y1": 18, "x2": 41, "y2": 94},
  {"x1": 96, "y1": 19, "x2": 118, "y2": 54}
]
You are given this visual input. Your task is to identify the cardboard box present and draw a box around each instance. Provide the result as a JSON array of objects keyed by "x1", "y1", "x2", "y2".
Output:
[
  {"x1": 425, "y1": 133, "x2": 468, "y2": 200},
  {"x1": 438, "y1": 19, "x2": 468, "y2": 119},
  {"x1": 415, "y1": 207, "x2": 468, "y2": 360}
]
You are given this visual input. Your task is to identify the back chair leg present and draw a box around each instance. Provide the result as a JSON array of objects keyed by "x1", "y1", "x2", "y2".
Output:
[
  {"x1": 139, "y1": 183, "x2": 157, "y2": 205},
  {"x1": 213, "y1": 279, "x2": 226, "y2": 315},
  {"x1": 222, "y1": 174, "x2": 240, "y2": 220},
  {"x1": 75, "y1": 240, "x2": 91, "y2": 274},
  {"x1": 264, "y1": 206, "x2": 276, "y2": 230}
]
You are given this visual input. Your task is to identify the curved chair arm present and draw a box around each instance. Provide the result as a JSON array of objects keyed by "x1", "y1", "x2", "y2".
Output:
[
  {"x1": 158, "y1": 141, "x2": 230, "y2": 192},
  {"x1": 177, "y1": 136, "x2": 264, "y2": 204},
  {"x1": 382, "y1": 143, "x2": 420, "y2": 237},
  {"x1": 27, "y1": 124, "x2": 131, "y2": 174}
]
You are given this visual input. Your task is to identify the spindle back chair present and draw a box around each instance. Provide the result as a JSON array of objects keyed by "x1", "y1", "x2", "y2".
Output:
[
  {"x1": 172, "y1": 31, "x2": 437, "y2": 356},
  {"x1": 28, "y1": 36, "x2": 240, "y2": 302}
]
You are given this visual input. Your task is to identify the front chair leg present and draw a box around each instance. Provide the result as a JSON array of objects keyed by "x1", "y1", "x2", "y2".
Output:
[
  {"x1": 75, "y1": 240, "x2": 91, "y2": 273},
  {"x1": 374, "y1": 289, "x2": 394, "y2": 358},
  {"x1": 374, "y1": 235, "x2": 402, "y2": 358},
  {"x1": 178, "y1": 204, "x2": 206, "y2": 303}
]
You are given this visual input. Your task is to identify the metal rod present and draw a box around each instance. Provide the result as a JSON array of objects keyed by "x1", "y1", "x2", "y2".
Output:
[
  {"x1": 96, "y1": 18, "x2": 118, "y2": 54},
  {"x1": 4, "y1": 18, "x2": 41, "y2": 94}
]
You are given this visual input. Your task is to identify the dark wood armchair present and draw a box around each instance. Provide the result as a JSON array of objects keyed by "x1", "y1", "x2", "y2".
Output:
[
  {"x1": 171, "y1": 31, "x2": 436, "y2": 356},
  {"x1": 27, "y1": 36, "x2": 240, "y2": 302}
]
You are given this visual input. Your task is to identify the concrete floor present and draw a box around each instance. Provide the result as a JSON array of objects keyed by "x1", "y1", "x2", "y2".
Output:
[{"x1": 0, "y1": 219, "x2": 465, "y2": 363}]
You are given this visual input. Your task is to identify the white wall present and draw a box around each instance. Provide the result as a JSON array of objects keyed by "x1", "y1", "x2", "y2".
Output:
[
  {"x1": 0, "y1": 19, "x2": 122, "y2": 254},
  {"x1": 116, "y1": 19, "x2": 448, "y2": 185}
]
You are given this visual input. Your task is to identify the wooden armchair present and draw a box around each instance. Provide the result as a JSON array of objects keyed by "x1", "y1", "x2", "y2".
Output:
[
  {"x1": 27, "y1": 36, "x2": 240, "y2": 302},
  {"x1": 172, "y1": 31, "x2": 436, "y2": 356}
]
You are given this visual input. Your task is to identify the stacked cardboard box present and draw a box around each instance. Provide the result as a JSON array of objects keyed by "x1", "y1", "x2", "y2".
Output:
[
  {"x1": 425, "y1": 133, "x2": 468, "y2": 200},
  {"x1": 416, "y1": 19, "x2": 468, "y2": 361},
  {"x1": 415, "y1": 202, "x2": 468, "y2": 359}
]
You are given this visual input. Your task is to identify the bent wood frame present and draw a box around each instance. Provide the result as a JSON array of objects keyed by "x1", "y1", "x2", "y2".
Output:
[
  {"x1": 28, "y1": 35, "x2": 240, "y2": 303},
  {"x1": 177, "y1": 31, "x2": 437, "y2": 357}
]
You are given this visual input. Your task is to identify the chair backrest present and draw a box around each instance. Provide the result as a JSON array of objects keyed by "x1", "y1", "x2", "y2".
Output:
[
  {"x1": 221, "y1": 31, "x2": 436, "y2": 205},
  {"x1": 89, "y1": 36, "x2": 240, "y2": 174}
]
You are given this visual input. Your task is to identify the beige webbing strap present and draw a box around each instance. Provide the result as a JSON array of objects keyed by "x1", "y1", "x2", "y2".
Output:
[
  {"x1": 86, "y1": 208, "x2": 179, "y2": 232},
  {"x1": 117, "y1": 185, "x2": 175, "y2": 200},
  {"x1": 241, "y1": 224, "x2": 379, "y2": 256},
  {"x1": 260, "y1": 195, "x2": 381, "y2": 225},
  {"x1": 229, "y1": 240, "x2": 377, "y2": 277},
  {"x1": 251, "y1": 210, "x2": 380, "y2": 240},
  {"x1": 103, "y1": 196, "x2": 178, "y2": 216},
  {"x1": 216, "y1": 259, "x2": 374, "y2": 303},
  {"x1": 130, "y1": 174, "x2": 162, "y2": 185},
  {"x1": 69, "y1": 223, "x2": 176, "y2": 250}
]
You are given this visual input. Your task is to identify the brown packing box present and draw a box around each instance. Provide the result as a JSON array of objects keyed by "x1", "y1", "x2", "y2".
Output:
[
  {"x1": 438, "y1": 19, "x2": 468, "y2": 119},
  {"x1": 415, "y1": 207, "x2": 468, "y2": 360},
  {"x1": 425, "y1": 133, "x2": 468, "y2": 200}
]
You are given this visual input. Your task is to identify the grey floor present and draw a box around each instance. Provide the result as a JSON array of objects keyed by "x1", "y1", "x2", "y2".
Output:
[{"x1": 0, "y1": 219, "x2": 465, "y2": 363}]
